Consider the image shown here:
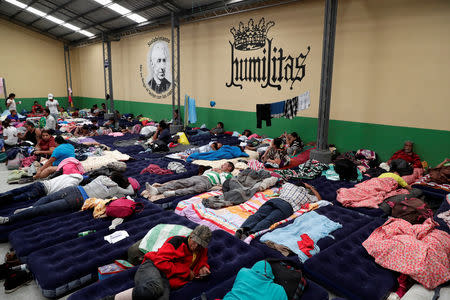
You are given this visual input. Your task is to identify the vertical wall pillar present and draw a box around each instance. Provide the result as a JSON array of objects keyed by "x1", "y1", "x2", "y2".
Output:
[
  {"x1": 63, "y1": 45, "x2": 73, "y2": 106},
  {"x1": 102, "y1": 36, "x2": 115, "y2": 120},
  {"x1": 310, "y1": 0, "x2": 338, "y2": 163},
  {"x1": 170, "y1": 12, "x2": 183, "y2": 133}
]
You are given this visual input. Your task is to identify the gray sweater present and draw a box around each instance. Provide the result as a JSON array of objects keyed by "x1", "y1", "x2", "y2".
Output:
[{"x1": 83, "y1": 175, "x2": 134, "y2": 199}]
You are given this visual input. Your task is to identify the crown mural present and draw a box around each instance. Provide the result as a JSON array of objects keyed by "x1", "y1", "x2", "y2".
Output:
[{"x1": 230, "y1": 18, "x2": 275, "y2": 51}]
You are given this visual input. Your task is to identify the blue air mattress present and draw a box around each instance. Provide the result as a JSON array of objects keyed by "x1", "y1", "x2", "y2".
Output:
[
  {"x1": 9, "y1": 199, "x2": 162, "y2": 262},
  {"x1": 67, "y1": 230, "x2": 265, "y2": 300},
  {"x1": 28, "y1": 210, "x2": 197, "y2": 298},
  {"x1": 303, "y1": 218, "x2": 396, "y2": 300}
]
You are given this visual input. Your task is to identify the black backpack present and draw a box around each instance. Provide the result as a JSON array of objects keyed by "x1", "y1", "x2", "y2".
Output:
[
  {"x1": 334, "y1": 158, "x2": 358, "y2": 181},
  {"x1": 268, "y1": 259, "x2": 307, "y2": 300}
]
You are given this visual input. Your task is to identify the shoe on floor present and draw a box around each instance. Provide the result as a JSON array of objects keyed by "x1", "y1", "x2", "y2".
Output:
[
  {"x1": 4, "y1": 270, "x2": 32, "y2": 293},
  {"x1": 0, "y1": 264, "x2": 10, "y2": 281},
  {"x1": 0, "y1": 217, "x2": 9, "y2": 225}
]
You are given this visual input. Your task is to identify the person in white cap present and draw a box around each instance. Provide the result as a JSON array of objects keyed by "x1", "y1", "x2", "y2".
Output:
[{"x1": 45, "y1": 93, "x2": 60, "y2": 120}]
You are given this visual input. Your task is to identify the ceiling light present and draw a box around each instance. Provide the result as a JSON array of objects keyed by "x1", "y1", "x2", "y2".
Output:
[
  {"x1": 79, "y1": 30, "x2": 95, "y2": 37},
  {"x1": 45, "y1": 15, "x2": 64, "y2": 24},
  {"x1": 91, "y1": 0, "x2": 147, "y2": 23},
  {"x1": 108, "y1": 3, "x2": 130, "y2": 15},
  {"x1": 6, "y1": 0, "x2": 96, "y2": 38},
  {"x1": 127, "y1": 13, "x2": 147, "y2": 23},
  {"x1": 93, "y1": 0, "x2": 112, "y2": 5},
  {"x1": 62, "y1": 23, "x2": 80, "y2": 31},
  {"x1": 26, "y1": 6, "x2": 46, "y2": 17},
  {"x1": 4, "y1": 0, "x2": 27, "y2": 9}
]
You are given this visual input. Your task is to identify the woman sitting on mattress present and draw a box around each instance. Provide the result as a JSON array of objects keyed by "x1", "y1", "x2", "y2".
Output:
[
  {"x1": 101, "y1": 225, "x2": 212, "y2": 300},
  {"x1": 0, "y1": 172, "x2": 137, "y2": 224},
  {"x1": 235, "y1": 181, "x2": 321, "y2": 240},
  {"x1": 260, "y1": 138, "x2": 290, "y2": 168}
]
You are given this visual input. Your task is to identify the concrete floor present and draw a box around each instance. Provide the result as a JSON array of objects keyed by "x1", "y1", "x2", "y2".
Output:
[{"x1": 0, "y1": 163, "x2": 71, "y2": 300}]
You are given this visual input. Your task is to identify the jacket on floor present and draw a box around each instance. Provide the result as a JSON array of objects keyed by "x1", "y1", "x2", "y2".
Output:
[{"x1": 143, "y1": 235, "x2": 209, "y2": 289}]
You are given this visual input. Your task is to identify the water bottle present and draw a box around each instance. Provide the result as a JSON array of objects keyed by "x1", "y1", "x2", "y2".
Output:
[{"x1": 78, "y1": 230, "x2": 96, "y2": 237}]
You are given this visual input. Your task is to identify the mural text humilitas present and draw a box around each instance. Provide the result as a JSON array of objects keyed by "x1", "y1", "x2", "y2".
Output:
[{"x1": 226, "y1": 18, "x2": 310, "y2": 90}]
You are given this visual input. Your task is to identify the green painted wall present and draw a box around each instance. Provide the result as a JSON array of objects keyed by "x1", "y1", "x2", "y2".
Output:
[{"x1": 58, "y1": 97, "x2": 450, "y2": 167}]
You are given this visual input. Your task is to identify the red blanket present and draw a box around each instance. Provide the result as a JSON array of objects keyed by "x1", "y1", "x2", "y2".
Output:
[{"x1": 337, "y1": 177, "x2": 408, "y2": 208}]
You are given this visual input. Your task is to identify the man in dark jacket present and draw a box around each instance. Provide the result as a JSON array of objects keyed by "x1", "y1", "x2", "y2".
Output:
[{"x1": 102, "y1": 225, "x2": 212, "y2": 300}]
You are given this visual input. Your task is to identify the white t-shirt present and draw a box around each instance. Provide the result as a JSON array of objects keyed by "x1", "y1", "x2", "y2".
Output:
[
  {"x1": 6, "y1": 99, "x2": 16, "y2": 111},
  {"x1": 45, "y1": 115, "x2": 56, "y2": 130},
  {"x1": 46, "y1": 99, "x2": 59, "y2": 114},
  {"x1": 3, "y1": 126, "x2": 18, "y2": 145},
  {"x1": 42, "y1": 174, "x2": 83, "y2": 194}
]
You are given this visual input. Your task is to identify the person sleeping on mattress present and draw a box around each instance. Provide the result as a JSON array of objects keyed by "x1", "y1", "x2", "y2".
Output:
[
  {"x1": 235, "y1": 181, "x2": 321, "y2": 240},
  {"x1": 101, "y1": 225, "x2": 212, "y2": 300},
  {"x1": 143, "y1": 162, "x2": 234, "y2": 199},
  {"x1": 0, "y1": 172, "x2": 137, "y2": 224},
  {"x1": 260, "y1": 138, "x2": 290, "y2": 168}
]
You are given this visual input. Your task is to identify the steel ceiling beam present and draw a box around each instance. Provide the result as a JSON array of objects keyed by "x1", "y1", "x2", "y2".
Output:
[
  {"x1": 8, "y1": 0, "x2": 40, "y2": 19},
  {"x1": 28, "y1": 0, "x2": 73, "y2": 26},
  {"x1": 70, "y1": 0, "x2": 298, "y2": 46},
  {"x1": 36, "y1": 0, "x2": 109, "y2": 33},
  {"x1": 45, "y1": 3, "x2": 107, "y2": 32},
  {"x1": 57, "y1": 0, "x2": 166, "y2": 38},
  {"x1": 0, "y1": 11, "x2": 68, "y2": 42}
]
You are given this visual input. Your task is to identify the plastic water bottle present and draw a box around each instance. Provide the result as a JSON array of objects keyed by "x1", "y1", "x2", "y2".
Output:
[{"x1": 78, "y1": 230, "x2": 96, "y2": 237}]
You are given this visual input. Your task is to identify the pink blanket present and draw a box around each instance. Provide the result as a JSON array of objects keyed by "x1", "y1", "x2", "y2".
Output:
[
  {"x1": 363, "y1": 218, "x2": 450, "y2": 289},
  {"x1": 337, "y1": 177, "x2": 408, "y2": 208}
]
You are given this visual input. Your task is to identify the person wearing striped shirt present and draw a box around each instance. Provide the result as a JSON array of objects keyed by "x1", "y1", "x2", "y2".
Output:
[{"x1": 145, "y1": 162, "x2": 235, "y2": 198}]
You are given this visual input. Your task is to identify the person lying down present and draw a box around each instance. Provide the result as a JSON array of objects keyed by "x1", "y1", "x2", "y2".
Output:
[
  {"x1": 0, "y1": 172, "x2": 137, "y2": 224},
  {"x1": 235, "y1": 180, "x2": 321, "y2": 240},
  {"x1": 141, "y1": 162, "x2": 234, "y2": 200}
]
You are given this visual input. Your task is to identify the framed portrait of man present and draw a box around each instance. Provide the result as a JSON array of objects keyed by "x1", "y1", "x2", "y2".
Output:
[{"x1": 146, "y1": 40, "x2": 172, "y2": 94}]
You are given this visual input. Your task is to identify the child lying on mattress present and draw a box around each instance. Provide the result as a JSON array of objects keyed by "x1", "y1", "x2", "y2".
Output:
[
  {"x1": 235, "y1": 181, "x2": 321, "y2": 240},
  {"x1": 0, "y1": 172, "x2": 138, "y2": 224},
  {"x1": 101, "y1": 225, "x2": 212, "y2": 300}
]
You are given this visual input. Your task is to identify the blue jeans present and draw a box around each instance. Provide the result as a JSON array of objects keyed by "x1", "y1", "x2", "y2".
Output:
[
  {"x1": 9, "y1": 186, "x2": 84, "y2": 223},
  {"x1": 241, "y1": 198, "x2": 293, "y2": 233},
  {"x1": 0, "y1": 182, "x2": 46, "y2": 203}
]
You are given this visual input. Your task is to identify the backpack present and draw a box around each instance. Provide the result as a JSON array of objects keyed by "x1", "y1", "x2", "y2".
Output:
[
  {"x1": 7, "y1": 152, "x2": 25, "y2": 170},
  {"x1": 150, "y1": 140, "x2": 169, "y2": 152},
  {"x1": 391, "y1": 197, "x2": 433, "y2": 225},
  {"x1": 334, "y1": 158, "x2": 358, "y2": 181},
  {"x1": 105, "y1": 197, "x2": 144, "y2": 218},
  {"x1": 268, "y1": 259, "x2": 307, "y2": 300}
]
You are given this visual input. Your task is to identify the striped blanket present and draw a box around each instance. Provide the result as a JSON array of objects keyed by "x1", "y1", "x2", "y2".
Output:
[
  {"x1": 138, "y1": 224, "x2": 193, "y2": 253},
  {"x1": 175, "y1": 188, "x2": 280, "y2": 234},
  {"x1": 413, "y1": 174, "x2": 450, "y2": 192}
]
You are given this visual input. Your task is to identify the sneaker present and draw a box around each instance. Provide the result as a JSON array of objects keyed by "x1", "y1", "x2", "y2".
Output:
[
  {"x1": 4, "y1": 270, "x2": 32, "y2": 293},
  {"x1": 0, "y1": 217, "x2": 9, "y2": 225},
  {"x1": 0, "y1": 264, "x2": 10, "y2": 281}
]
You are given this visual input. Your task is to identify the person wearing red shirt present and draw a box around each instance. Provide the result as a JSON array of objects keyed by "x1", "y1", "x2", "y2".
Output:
[
  {"x1": 388, "y1": 141, "x2": 422, "y2": 169},
  {"x1": 103, "y1": 225, "x2": 212, "y2": 300},
  {"x1": 34, "y1": 130, "x2": 56, "y2": 158},
  {"x1": 32, "y1": 101, "x2": 44, "y2": 114}
]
